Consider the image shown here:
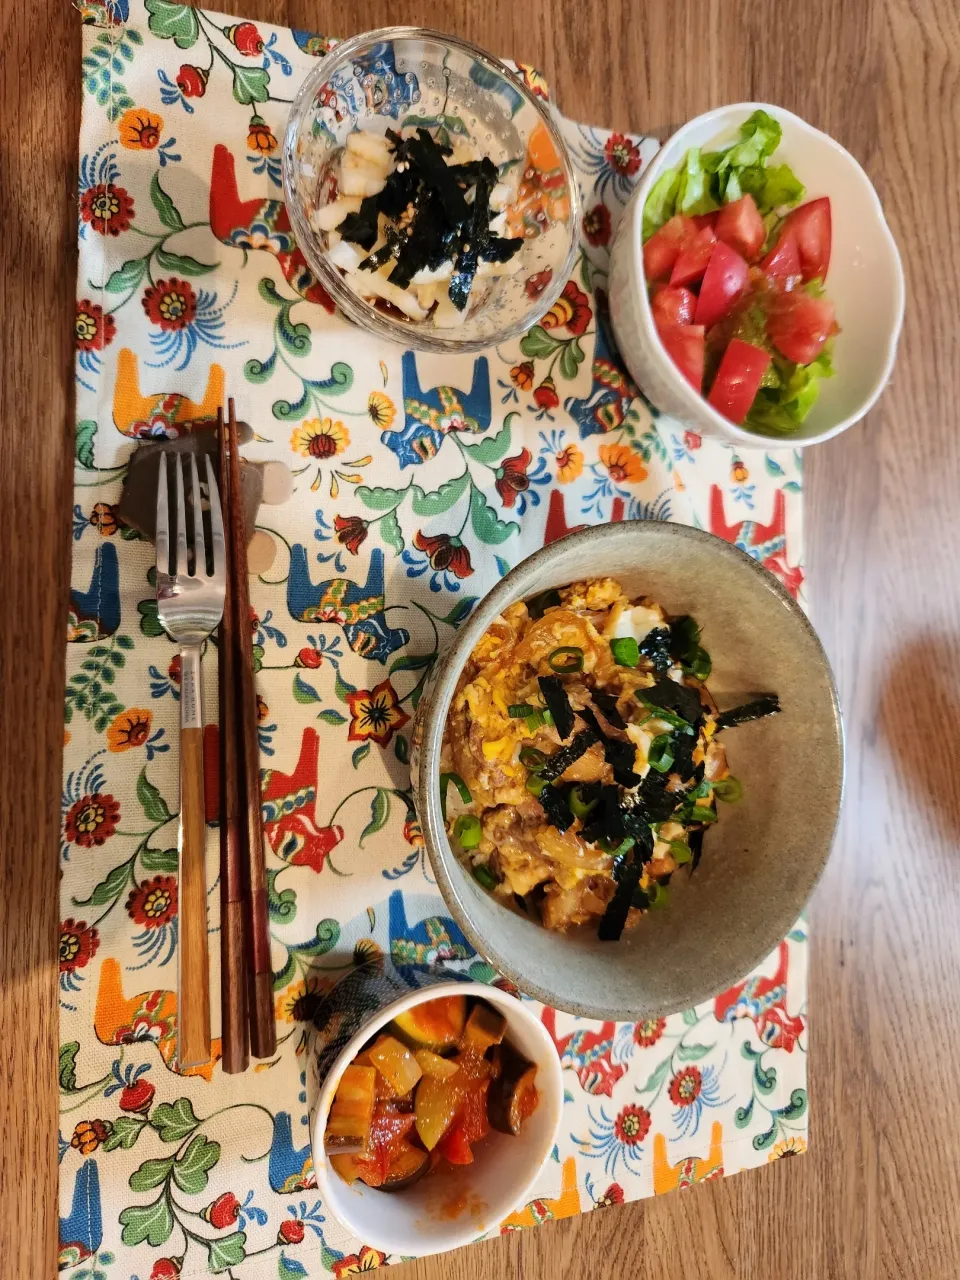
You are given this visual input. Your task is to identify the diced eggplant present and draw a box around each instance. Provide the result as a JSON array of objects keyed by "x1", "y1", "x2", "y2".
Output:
[
  {"x1": 325, "y1": 1064, "x2": 376, "y2": 1149},
  {"x1": 380, "y1": 1141, "x2": 430, "y2": 1191},
  {"x1": 487, "y1": 1042, "x2": 538, "y2": 1135},
  {"x1": 368, "y1": 1034, "x2": 422, "y2": 1096},
  {"x1": 391, "y1": 995, "x2": 467, "y2": 1052},
  {"x1": 462, "y1": 1001, "x2": 507, "y2": 1054}
]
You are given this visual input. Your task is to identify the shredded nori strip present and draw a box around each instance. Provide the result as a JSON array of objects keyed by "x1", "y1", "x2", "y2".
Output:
[
  {"x1": 688, "y1": 827, "x2": 706, "y2": 872},
  {"x1": 537, "y1": 782, "x2": 575, "y2": 832},
  {"x1": 359, "y1": 226, "x2": 404, "y2": 271},
  {"x1": 714, "y1": 695, "x2": 782, "y2": 731},
  {"x1": 407, "y1": 128, "x2": 466, "y2": 224},
  {"x1": 591, "y1": 690, "x2": 626, "y2": 729},
  {"x1": 577, "y1": 706, "x2": 642, "y2": 788},
  {"x1": 634, "y1": 769, "x2": 682, "y2": 823},
  {"x1": 642, "y1": 675, "x2": 704, "y2": 728},
  {"x1": 338, "y1": 195, "x2": 380, "y2": 250},
  {"x1": 526, "y1": 588, "x2": 561, "y2": 619},
  {"x1": 669, "y1": 729, "x2": 697, "y2": 783},
  {"x1": 638, "y1": 627, "x2": 673, "y2": 672},
  {"x1": 631, "y1": 885, "x2": 650, "y2": 910},
  {"x1": 619, "y1": 809, "x2": 656, "y2": 857},
  {"x1": 669, "y1": 615, "x2": 701, "y2": 665},
  {"x1": 538, "y1": 675, "x2": 575, "y2": 742},
  {"x1": 537, "y1": 728, "x2": 598, "y2": 783},
  {"x1": 598, "y1": 854, "x2": 641, "y2": 941}
]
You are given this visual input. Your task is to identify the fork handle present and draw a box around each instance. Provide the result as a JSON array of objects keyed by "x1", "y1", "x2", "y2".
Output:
[{"x1": 178, "y1": 643, "x2": 211, "y2": 1069}]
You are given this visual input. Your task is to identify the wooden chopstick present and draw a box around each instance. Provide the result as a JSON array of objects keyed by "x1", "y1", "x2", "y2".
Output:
[
  {"x1": 225, "y1": 398, "x2": 277, "y2": 1060},
  {"x1": 217, "y1": 407, "x2": 249, "y2": 1075}
]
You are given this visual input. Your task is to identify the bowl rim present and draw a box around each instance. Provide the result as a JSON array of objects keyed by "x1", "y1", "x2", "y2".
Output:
[
  {"x1": 281, "y1": 25, "x2": 582, "y2": 354},
  {"x1": 626, "y1": 101, "x2": 906, "y2": 448},
  {"x1": 415, "y1": 520, "x2": 844, "y2": 1020},
  {"x1": 311, "y1": 978, "x2": 563, "y2": 1254}
]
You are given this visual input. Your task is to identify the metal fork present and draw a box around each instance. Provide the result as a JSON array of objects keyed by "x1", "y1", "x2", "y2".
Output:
[{"x1": 156, "y1": 451, "x2": 226, "y2": 1069}]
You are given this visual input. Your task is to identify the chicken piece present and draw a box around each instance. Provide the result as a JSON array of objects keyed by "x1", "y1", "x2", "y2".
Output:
[
  {"x1": 704, "y1": 739, "x2": 728, "y2": 781},
  {"x1": 559, "y1": 578, "x2": 626, "y2": 613},
  {"x1": 481, "y1": 807, "x2": 553, "y2": 896},
  {"x1": 541, "y1": 875, "x2": 616, "y2": 930}
]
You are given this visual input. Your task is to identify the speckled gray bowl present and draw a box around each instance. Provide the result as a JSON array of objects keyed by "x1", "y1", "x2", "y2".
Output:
[{"x1": 411, "y1": 521, "x2": 843, "y2": 1020}]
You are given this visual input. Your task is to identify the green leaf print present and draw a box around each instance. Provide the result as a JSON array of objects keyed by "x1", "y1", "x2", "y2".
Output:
[
  {"x1": 58, "y1": 1042, "x2": 79, "y2": 1091},
  {"x1": 410, "y1": 472, "x2": 469, "y2": 516},
  {"x1": 208, "y1": 1231, "x2": 247, "y2": 1273},
  {"x1": 75, "y1": 420, "x2": 97, "y2": 469},
  {"x1": 137, "y1": 768, "x2": 172, "y2": 824},
  {"x1": 460, "y1": 420, "x2": 513, "y2": 464},
  {"x1": 154, "y1": 248, "x2": 217, "y2": 276},
  {"x1": 266, "y1": 868, "x2": 297, "y2": 925},
  {"x1": 119, "y1": 1195, "x2": 174, "y2": 1247},
  {"x1": 316, "y1": 708, "x2": 347, "y2": 726},
  {"x1": 137, "y1": 598, "x2": 164, "y2": 638},
  {"x1": 150, "y1": 1097, "x2": 199, "y2": 1143},
  {"x1": 334, "y1": 669, "x2": 357, "y2": 701},
  {"x1": 776, "y1": 1087, "x2": 807, "y2": 1121},
  {"x1": 352, "y1": 743, "x2": 371, "y2": 769},
  {"x1": 172, "y1": 1134, "x2": 221, "y2": 1195},
  {"x1": 244, "y1": 350, "x2": 277, "y2": 384},
  {"x1": 292, "y1": 919, "x2": 340, "y2": 957},
  {"x1": 292, "y1": 674, "x2": 321, "y2": 704},
  {"x1": 103, "y1": 257, "x2": 148, "y2": 294},
  {"x1": 360, "y1": 790, "x2": 390, "y2": 846},
  {"x1": 129, "y1": 1157, "x2": 175, "y2": 1193},
  {"x1": 676, "y1": 1042, "x2": 713, "y2": 1062},
  {"x1": 145, "y1": 0, "x2": 199, "y2": 49},
  {"x1": 520, "y1": 325, "x2": 562, "y2": 359},
  {"x1": 637, "y1": 1058, "x2": 671, "y2": 1095},
  {"x1": 149, "y1": 171, "x2": 185, "y2": 233},
  {"x1": 140, "y1": 846, "x2": 179, "y2": 873},
  {"x1": 277, "y1": 307, "x2": 311, "y2": 356},
  {"x1": 73, "y1": 859, "x2": 132, "y2": 908},
  {"x1": 232, "y1": 65, "x2": 270, "y2": 105},
  {"x1": 559, "y1": 337, "x2": 586, "y2": 381},
  {"x1": 752, "y1": 1119, "x2": 778, "y2": 1151},
  {"x1": 357, "y1": 484, "x2": 406, "y2": 512},
  {"x1": 379, "y1": 509, "x2": 405, "y2": 555},
  {"x1": 104, "y1": 1116, "x2": 148, "y2": 1151},
  {"x1": 468, "y1": 486, "x2": 519, "y2": 545},
  {"x1": 388, "y1": 652, "x2": 434, "y2": 675}
]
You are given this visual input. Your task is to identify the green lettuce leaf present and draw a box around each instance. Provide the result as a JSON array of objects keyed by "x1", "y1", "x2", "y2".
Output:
[
  {"x1": 758, "y1": 163, "x2": 805, "y2": 213},
  {"x1": 675, "y1": 147, "x2": 720, "y2": 218},
  {"x1": 721, "y1": 109, "x2": 782, "y2": 169},
  {"x1": 642, "y1": 167, "x2": 682, "y2": 242},
  {"x1": 745, "y1": 343, "x2": 835, "y2": 435}
]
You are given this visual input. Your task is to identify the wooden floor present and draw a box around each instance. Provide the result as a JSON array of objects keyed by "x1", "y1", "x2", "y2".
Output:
[{"x1": 3, "y1": 0, "x2": 959, "y2": 1275}]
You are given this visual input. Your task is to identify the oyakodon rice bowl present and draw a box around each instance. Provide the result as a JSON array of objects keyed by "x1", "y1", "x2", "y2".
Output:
[{"x1": 411, "y1": 522, "x2": 843, "y2": 1020}]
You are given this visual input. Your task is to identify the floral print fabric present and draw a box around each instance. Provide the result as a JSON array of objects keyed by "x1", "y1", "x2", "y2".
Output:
[{"x1": 62, "y1": 3, "x2": 808, "y2": 1276}]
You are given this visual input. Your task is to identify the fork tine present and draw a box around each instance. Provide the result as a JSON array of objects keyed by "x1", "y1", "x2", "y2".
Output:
[
  {"x1": 156, "y1": 451, "x2": 170, "y2": 575},
  {"x1": 189, "y1": 453, "x2": 205, "y2": 578},
  {"x1": 204, "y1": 453, "x2": 226, "y2": 581},
  {"x1": 174, "y1": 453, "x2": 188, "y2": 577}
]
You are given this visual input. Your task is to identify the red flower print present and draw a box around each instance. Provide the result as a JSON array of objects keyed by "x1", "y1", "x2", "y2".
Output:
[
  {"x1": 533, "y1": 377, "x2": 560, "y2": 411},
  {"x1": 413, "y1": 530, "x2": 473, "y2": 580},
  {"x1": 334, "y1": 514, "x2": 368, "y2": 554},
  {"x1": 226, "y1": 21, "x2": 264, "y2": 55},
  {"x1": 346, "y1": 679, "x2": 409, "y2": 748},
  {"x1": 202, "y1": 1191, "x2": 240, "y2": 1229},
  {"x1": 176, "y1": 64, "x2": 207, "y2": 97},
  {"x1": 613, "y1": 1103, "x2": 651, "y2": 1146},
  {"x1": 525, "y1": 268, "x2": 553, "y2": 299},
  {"x1": 278, "y1": 1219, "x2": 305, "y2": 1245},
  {"x1": 80, "y1": 184, "x2": 134, "y2": 236},
  {"x1": 331, "y1": 1246, "x2": 387, "y2": 1278},
  {"x1": 296, "y1": 646, "x2": 323, "y2": 669},
  {"x1": 605, "y1": 132, "x2": 642, "y2": 177},
  {"x1": 583, "y1": 204, "x2": 612, "y2": 247},
  {"x1": 168, "y1": 655, "x2": 181, "y2": 685},
  {"x1": 120, "y1": 1078, "x2": 156, "y2": 1115},
  {"x1": 256, "y1": 694, "x2": 269, "y2": 723},
  {"x1": 64, "y1": 793, "x2": 120, "y2": 847},
  {"x1": 142, "y1": 278, "x2": 197, "y2": 330},
  {"x1": 668, "y1": 1066, "x2": 703, "y2": 1107},
  {"x1": 594, "y1": 1182, "x2": 625, "y2": 1207},
  {"x1": 75, "y1": 300, "x2": 116, "y2": 351},
  {"x1": 542, "y1": 281, "x2": 592, "y2": 337},
  {"x1": 150, "y1": 1261, "x2": 181, "y2": 1280},
  {"x1": 71, "y1": 1119, "x2": 111, "y2": 1154},
  {"x1": 495, "y1": 448, "x2": 533, "y2": 508},
  {"x1": 403, "y1": 815, "x2": 424, "y2": 848},
  {"x1": 59, "y1": 919, "x2": 100, "y2": 973},
  {"x1": 126, "y1": 876, "x2": 178, "y2": 929},
  {"x1": 683, "y1": 430, "x2": 702, "y2": 452},
  {"x1": 633, "y1": 1017, "x2": 666, "y2": 1048}
]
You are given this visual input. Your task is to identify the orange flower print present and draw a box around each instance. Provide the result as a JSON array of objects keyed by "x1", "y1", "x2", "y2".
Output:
[
  {"x1": 511, "y1": 361, "x2": 534, "y2": 391},
  {"x1": 247, "y1": 114, "x2": 278, "y2": 155},
  {"x1": 599, "y1": 442, "x2": 647, "y2": 486},
  {"x1": 555, "y1": 441, "x2": 583, "y2": 484},
  {"x1": 331, "y1": 1247, "x2": 387, "y2": 1278},
  {"x1": 107, "y1": 708, "x2": 152, "y2": 752},
  {"x1": 118, "y1": 108, "x2": 163, "y2": 150},
  {"x1": 731, "y1": 458, "x2": 749, "y2": 484},
  {"x1": 89, "y1": 502, "x2": 119, "y2": 536},
  {"x1": 71, "y1": 1120, "x2": 112, "y2": 1155},
  {"x1": 346, "y1": 679, "x2": 409, "y2": 748}
]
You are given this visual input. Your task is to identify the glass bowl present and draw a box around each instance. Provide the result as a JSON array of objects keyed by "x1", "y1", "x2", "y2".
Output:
[{"x1": 282, "y1": 27, "x2": 581, "y2": 353}]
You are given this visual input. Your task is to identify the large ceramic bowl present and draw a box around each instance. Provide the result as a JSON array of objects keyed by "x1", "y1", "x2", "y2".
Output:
[
  {"x1": 609, "y1": 103, "x2": 905, "y2": 448},
  {"x1": 283, "y1": 27, "x2": 581, "y2": 353},
  {"x1": 411, "y1": 522, "x2": 843, "y2": 1020}
]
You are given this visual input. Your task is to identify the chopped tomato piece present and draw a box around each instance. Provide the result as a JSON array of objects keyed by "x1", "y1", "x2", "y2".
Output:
[
  {"x1": 642, "y1": 214, "x2": 696, "y2": 282},
  {"x1": 669, "y1": 225, "x2": 717, "y2": 287},
  {"x1": 691, "y1": 211, "x2": 719, "y2": 232},
  {"x1": 761, "y1": 230, "x2": 802, "y2": 288},
  {"x1": 657, "y1": 323, "x2": 705, "y2": 393},
  {"x1": 714, "y1": 194, "x2": 765, "y2": 260},
  {"x1": 782, "y1": 197, "x2": 831, "y2": 282},
  {"x1": 694, "y1": 241, "x2": 749, "y2": 328},
  {"x1": 437, "y1": 1123, "x2": 474, "y2": 1165},
  {"x1": 458, "y1": 1080, "x2": 491, "y2": 1145},
  {"x1": 706, "y1": 338, "x2": 771, "y2": 424},
  {"x1": 650, "y1": 284, "x2": 696, "y2": 327},
  {"x1": 768, "y1": 292, "x2": 838, "y2": 364}
]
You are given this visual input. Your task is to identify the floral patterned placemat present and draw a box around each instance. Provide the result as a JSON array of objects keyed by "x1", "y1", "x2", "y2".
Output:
[{"x1": 62, "y1": 3, "x2": 809, "y2": 1276}]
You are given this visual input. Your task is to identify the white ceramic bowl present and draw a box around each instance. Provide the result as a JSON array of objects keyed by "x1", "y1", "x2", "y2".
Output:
[
  {"x1": 609, "y1": 102, "x2": 905, "y2": 448},
  {"x1": 312, "y1": 981, "x2": 562, "y2": 1256}
]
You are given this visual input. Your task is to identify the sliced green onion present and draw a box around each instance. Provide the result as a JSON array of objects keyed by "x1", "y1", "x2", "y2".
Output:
[
  {"x1": 685, "y1": 646, "x2": 712, "y2": 681},
  {"x1": 525, "y1": 710, "x2": 546, "y2": 732},
  {"x1": 713, "y1": 776, "x2": 743, "y2": 803},
  {"x1": 454, "y1": 814, "x2": 482, "y2": 849},
  {"x1": 519, "y1": 745, "x2": 549, "y2": 771},
  {"x1": 647, "y1": 881, "x2": 669, "y2": 908},
  {"x1": 636, "y1": 692, "x2": 693, "y2": 732},
  {"x1": 547, "y1": 646, "x2": 584, "y2": 673},
  {"x1": 686, "y1": 805, "x2": 718, "y2": 824},
  {"x1": 508, "y1": 703, "x2": 536, "y2": 718},
  {"x1": 525, "y1": 774, "x2": 547, "y2": 797},
  {"x1": 669, "y1": 840, "x2": 693, "y2": 865},
  {"x1": 542, "y1": 707, "x2": 554, "y2": 726},
  {"x1": 439, "y1": 771, "x2": 472, "y2": 822},
  {"x1": 647, "y1": 734, "x2": 675, "y2": 773},
  {"x1": 472, "y1": 864, "x2": 498, "y2": 891},
  {"x1": 568, "y1": 785, "x2": 599, "y2": 819},
  {"x1": 610, "y1": 836, "x2": 636, "y2": 859},
  {"x1": 686, "y1": 777, "x2": 712, "y2": 800},
  {"x1": 610, "y1": 636, "x2": 640, "y2": 667}
]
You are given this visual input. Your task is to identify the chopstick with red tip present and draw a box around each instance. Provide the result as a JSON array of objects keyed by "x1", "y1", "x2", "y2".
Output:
[
  {"x1": 217, "y1": 406, "x2": 249, "y2": 1074},
  {"x1": 225, "y1": 398, "x2": 277, "y2": 1060}
]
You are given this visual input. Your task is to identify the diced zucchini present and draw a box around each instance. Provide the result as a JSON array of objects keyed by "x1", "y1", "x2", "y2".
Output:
[
  {"x1": 414, "y1": 1049, "x2": 461, "y2": 1080},
  {"x1": 414, "y1": 1074, "x2": 466, "y2": 1151},
  {"x1": 391, "y1": 995, "x2": 467, "y2": 1052},
  {"x1": 462, "y1": 1001, "x2": 507, "y2": 1054},
  {"x1": 368, "y1": 1034, "x2": 422, "y2": 1096},
  {"x1": 325, "y1": 1064, "x2": 376, "y2": 1149}
]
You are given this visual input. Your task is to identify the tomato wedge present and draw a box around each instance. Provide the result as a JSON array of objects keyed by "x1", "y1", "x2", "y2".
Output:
[
  {"x1": 650, "y1": 284, "x2": 696, "y2": 327},
  {"x1": 694, "y1": 241, "x2": 748, "y2": 329},
  {"x1": 669, "y1": 226, "x2": 717, "y2": 287},
  {"x1": 761, "y1": 230, "x2": 802, "y2": 288},
  {"x1": 642, "y1": 214, "x2": 696, "y2": 282},
  {"x1": 706, "y1": 338, "x2": 771, "y2": 424},
  {"x1": 692, "y1": 211, "x2": 719, "y2": 232},
  {"x1": 782, "y1": 197, "x2": 831, "y2": 282},
  {"x1": 437, "y1": 1124, "x2": 474, "y2": 1165},
  {"x1": 657, "y1": 323, "x2": 705, "y2": 393},
  {"x1": 714, "y1": 194, "x2": 766, "y2": 261},
  {"x1": 768, "y1": 292, "x2": 838, "y2": 364}
]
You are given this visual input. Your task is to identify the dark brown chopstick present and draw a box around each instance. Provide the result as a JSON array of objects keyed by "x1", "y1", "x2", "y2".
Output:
[
  {"x1": 225, "y1": 398, "x2": 277, "y2": 1060},
  {"x1": 218, "y1": 407, "x2": 249, "y2": 1075}
]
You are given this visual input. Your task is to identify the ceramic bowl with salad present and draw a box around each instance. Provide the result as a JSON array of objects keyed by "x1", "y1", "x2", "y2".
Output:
[
  {"x1": 609, "y1": 103, "x2": 904, "y2": 447},
  {"x1": 283, "y1": 28, "x2": 580, "y2": 353}
]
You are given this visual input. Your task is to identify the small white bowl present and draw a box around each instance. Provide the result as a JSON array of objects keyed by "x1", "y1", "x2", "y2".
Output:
[
  {"x1": 312, "y1": 981, "x2": 562, "y2": 1257},
  {"x1": 609, "y1": 102, "x2": 905, "y2": 448}
]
